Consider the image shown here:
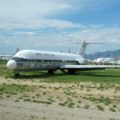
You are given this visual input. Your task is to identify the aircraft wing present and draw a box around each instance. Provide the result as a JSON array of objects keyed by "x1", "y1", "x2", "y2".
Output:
[{"x1": 60, "y1": 65, "x2": 119, "y2": 70}]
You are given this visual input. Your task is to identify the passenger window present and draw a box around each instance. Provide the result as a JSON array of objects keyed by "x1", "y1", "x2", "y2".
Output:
[{"x1": 17, "y1": 63, "x2": 23, "y2": 66}]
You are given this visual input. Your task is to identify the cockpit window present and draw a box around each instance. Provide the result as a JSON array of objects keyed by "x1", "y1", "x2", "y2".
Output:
[{"x1": 12, "y1": 57, "x2": 26, "y2": 61}]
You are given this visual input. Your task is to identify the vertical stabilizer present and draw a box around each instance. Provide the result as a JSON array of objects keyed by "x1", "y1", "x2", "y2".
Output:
[
  {"x1": 79, "y1": 41, "x2": 88, "y2": 57},
  {"x1": 74, "y1": 41, "x2": 103, "y2": 57}
]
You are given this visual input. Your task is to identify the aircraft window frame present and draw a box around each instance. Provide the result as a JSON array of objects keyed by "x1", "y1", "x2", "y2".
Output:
[
  {"x1": 12, "y1": 57, "x2": 77, "y2": 64},
  {"x1": 17, "y1": 62, "x2": 23, "y2": 66}
]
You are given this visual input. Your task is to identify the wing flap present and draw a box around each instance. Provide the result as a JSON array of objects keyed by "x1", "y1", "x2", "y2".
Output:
[{"x1": 60, "y1": 65, "x2": 119, "y2": 70}]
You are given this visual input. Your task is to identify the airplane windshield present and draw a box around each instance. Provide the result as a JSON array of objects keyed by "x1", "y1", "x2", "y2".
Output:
[{"x1": 12, "y1": 57, "x2": 26, "y2": 62}]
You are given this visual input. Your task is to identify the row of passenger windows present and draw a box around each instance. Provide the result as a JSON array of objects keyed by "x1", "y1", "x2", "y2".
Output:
[{"x1": 13, "y1": 57, "x2": 78, "y2": 63}]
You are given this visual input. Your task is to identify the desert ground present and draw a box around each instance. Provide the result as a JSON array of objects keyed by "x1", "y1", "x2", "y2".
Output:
[{"x1": 0, "y1": 76, "x2": 120, "y2": 120}]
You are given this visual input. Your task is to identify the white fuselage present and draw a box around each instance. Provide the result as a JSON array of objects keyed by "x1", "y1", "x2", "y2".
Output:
[{"x1": 7, "y1": 50, "x2": 84, "y2": 71}]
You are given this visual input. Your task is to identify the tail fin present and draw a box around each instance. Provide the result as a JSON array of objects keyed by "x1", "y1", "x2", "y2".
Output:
[
  {"x1": 74, "y1": 41, "x2": 103, "y2": 57},
  {"x1": 79, "y1": 41, "x2": 88, "y2": 56}
]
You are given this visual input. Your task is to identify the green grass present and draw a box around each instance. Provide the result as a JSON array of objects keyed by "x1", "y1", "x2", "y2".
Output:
[
  {"x1": 86, "y1": 96, "x2": 112, "y2": 105},
  {"x1": 0, "y1": 60, "x2": 13, "y2": 78},
  {"x1": 96, "y1": 105, "x2": 104, "y2": 111},
  {"x1": 0, "y1": 84, "x2": 31, "y2": 94},
  {"x1": 46, "y1": 69, "x2": 120, "y2": 83},
  {"x1": 16, "y1": 69, "x2": 120, "y2": 83},
  {"x1": 32, "y1": 99, "x2": 52, "y2": 104},
  {"x1": 0, "y1": 61, "x2": 120, "y2": 83},
  {"x1": 109, "y1": 107, "x2": 116, "y2": 112},
  {"x1": 0, "y1": 60, "x2": 7, "y2": 64}
]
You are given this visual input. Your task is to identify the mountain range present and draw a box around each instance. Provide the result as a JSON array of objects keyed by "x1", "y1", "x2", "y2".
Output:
[{"x1": 85, "y1": 49, "x2": 120, "y2": 60}]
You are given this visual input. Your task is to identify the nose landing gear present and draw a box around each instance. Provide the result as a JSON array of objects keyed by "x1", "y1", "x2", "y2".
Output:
[{"x1": 14, "y1": 72, "x2": 20, "y2": 78}]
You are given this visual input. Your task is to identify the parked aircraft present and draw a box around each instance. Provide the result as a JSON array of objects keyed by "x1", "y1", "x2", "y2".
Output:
[
  {"x1": 93, "y1": 57, "x2": 120, "y2": 65},
  {"x1": 7, "y1": 41, "x2": 119, "y2": 76},
  {"x1": 0, "y1": 55, "x2": 12, "y2": 61}
]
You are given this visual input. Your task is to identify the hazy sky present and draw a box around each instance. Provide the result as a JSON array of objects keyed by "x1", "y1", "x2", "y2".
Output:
[{"x1": 0, "y1": 0, "x2": 120, "y2": 54}]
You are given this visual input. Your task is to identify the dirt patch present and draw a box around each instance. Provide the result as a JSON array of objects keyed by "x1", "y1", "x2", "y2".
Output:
[{"x1": 0, "y1": 77, "x2": 120, "y2": 120}]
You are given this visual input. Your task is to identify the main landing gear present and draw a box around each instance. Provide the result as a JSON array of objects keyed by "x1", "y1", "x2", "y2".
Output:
[
  {"x1": 61, "y1": 69, "x2": 76, "y2": 74},
  {"x1": 14, "y1": 72, "x2": 20, "y2": 78},
  {"x1": 68, "y1": 69, "x2": 76, "y2": 75},
  {"x1": 48, "y1": 70, "x2": 54, "y2": 74}
]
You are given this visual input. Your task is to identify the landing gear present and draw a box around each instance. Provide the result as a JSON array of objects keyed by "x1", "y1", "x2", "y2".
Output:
[
  {"x1": 68, "y1": 69, "x2": 75, "y2": 75},
  {"x1": 14, "y1": 73, "x2": 20, "y2": 78},
  {"x1": 61, "y1": 69, "x2": 66, "y2": 73},
  {"x1": 48, "y1": 70, "x2": 54, "y2": 74}
]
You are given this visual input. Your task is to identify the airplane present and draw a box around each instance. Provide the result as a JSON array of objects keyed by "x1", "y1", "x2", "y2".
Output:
[{"x1": 7, "y1": 41, "x2": 119, "y2": 76}]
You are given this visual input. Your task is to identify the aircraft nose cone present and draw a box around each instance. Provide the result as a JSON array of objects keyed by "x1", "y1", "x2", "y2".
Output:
[{"x1": 7, "y1": 60, "x2": 17, "y2": 70}]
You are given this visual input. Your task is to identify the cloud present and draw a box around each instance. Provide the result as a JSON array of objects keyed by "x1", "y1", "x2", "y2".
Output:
[
  {"x1": 56, "y1": 0, "x2": 120, "y2": 12},
  {"x1": 0, "y1": 0, "x2": 119, "y2": 22},
  {"x1": 0, "y1": 0, "x2": 120, "y2": 54},
  {"x1": 0, "y1": 0, "x2": 73, "y2": 21},
  {"x1": 0, "y1": 19, "x2": 79, "y2": 31},
  {"x1": 65, "y1": 25, "x2": 120, "y2": 43},
  {"x1": 0, "y1": 22, "x2": 120, "y2": 54}
]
